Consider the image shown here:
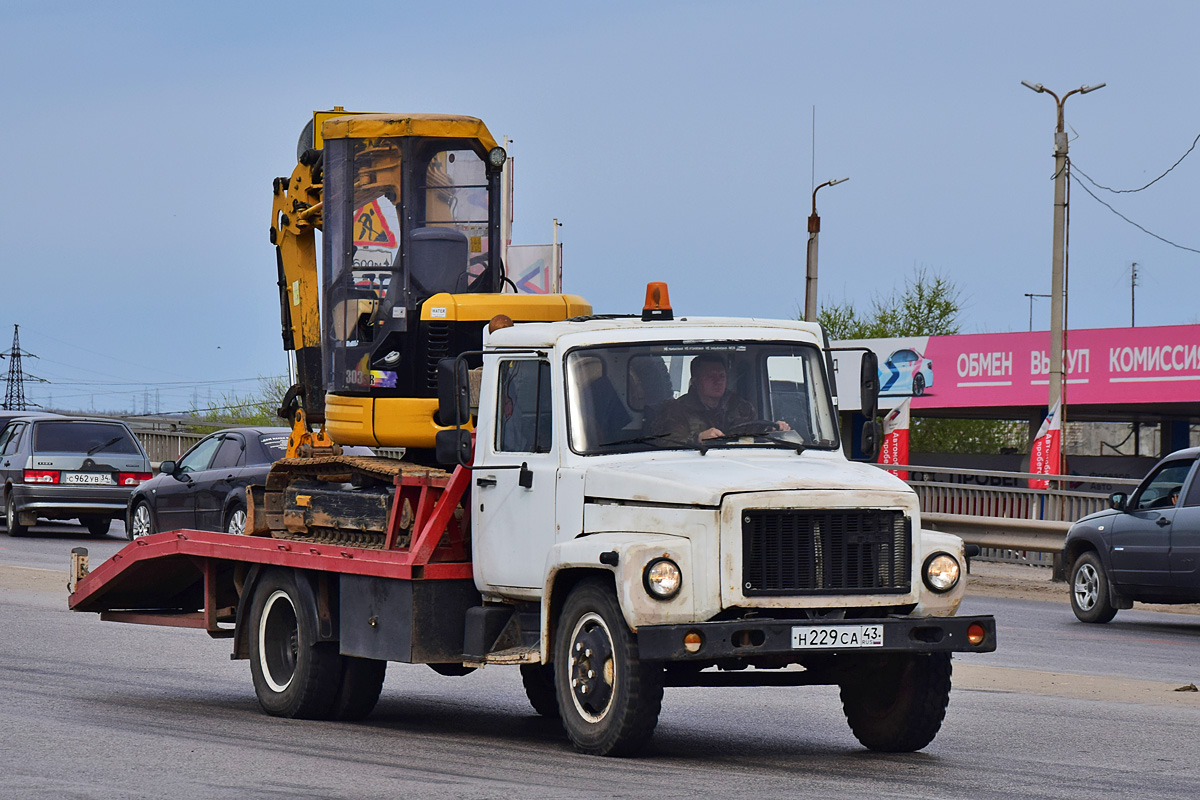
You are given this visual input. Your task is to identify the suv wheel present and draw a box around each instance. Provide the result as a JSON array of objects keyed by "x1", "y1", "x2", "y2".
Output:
[{"x1": 1070, "y1": 551, "x2": 1118, "y2": 623}]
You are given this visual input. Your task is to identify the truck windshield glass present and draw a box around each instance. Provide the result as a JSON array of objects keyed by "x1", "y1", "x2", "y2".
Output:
[{"x1": 565, "y1": 342, "x2": 839, "y2": 455}]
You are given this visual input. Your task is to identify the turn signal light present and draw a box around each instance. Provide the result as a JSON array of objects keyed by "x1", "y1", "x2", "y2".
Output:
[
  {"x1": 967, "y1": 623, "x2": 987, "y2": 646},
  {"x1": 118, "y1": 472, "x2": 152, "y2": 486},
  {"x1": 23, "y1": 469, "x2": 59, "y2": 484},
  {"x1": 683, "y1": 631, "x2": 703, "y2": 653},
  {"x1": 642, "y1": 282, "x2": 674, "y2": 322}
]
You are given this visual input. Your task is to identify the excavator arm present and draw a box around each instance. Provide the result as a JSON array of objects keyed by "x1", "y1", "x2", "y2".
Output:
[{"x1": 270, "y1": 149, "x2": 337, "y2": 457}]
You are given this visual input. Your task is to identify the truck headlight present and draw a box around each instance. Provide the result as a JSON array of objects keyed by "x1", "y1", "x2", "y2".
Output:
[
  {"x1": 643, "y1": 558, "x2": 682, "y2": 600},
  {"x1": 922, "y1": 552, "x2": 961, "y2": 593}
]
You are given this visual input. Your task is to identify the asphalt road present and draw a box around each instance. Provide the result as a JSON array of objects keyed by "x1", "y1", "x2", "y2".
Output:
[{"x1": 2, "y1": 528, "x2": 1199, "y2": 799}]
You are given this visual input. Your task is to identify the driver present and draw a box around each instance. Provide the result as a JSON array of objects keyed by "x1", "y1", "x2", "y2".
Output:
[{"x1": 650, "y1": 355, "x2": 790, "y2": 443}]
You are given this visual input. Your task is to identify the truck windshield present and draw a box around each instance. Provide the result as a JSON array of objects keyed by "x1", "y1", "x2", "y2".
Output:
[{"x1": 565, "y1": 342, "x2": 839, "y2": 455}]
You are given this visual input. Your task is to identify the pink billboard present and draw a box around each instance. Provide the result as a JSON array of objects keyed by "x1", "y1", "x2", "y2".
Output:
[{"x1": 832, "y1": 323, "x2": 1200, "y2": 411}]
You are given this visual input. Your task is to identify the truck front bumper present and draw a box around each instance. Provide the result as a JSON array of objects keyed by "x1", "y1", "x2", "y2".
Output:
[{"x1": 637, "y1": 614, "x2": 996, "y2": 661}]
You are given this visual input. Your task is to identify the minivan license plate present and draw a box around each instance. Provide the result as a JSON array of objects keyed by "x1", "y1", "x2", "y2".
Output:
[
  {"x1": 63, "y1": 472, "x2": 114, "y2": 485},
  {"x1": 791, "y1": 624, "x2": 884, "y2": 649}
]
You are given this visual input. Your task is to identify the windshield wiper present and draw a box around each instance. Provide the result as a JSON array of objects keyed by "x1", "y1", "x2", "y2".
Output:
[
  {"x1": 598, "y1": 432, "x2": 704, "y2": 451},
  {"x1": 698, "y1": 432, "x2": 807, "y2": 455},
  {"x1": 87, "y1": 436, "x2": 124, "y2": 455}
]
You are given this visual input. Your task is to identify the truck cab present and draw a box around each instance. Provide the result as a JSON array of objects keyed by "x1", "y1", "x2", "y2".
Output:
[{"x1": 450, "y1": 310, "x2": 993, "y2": 754}]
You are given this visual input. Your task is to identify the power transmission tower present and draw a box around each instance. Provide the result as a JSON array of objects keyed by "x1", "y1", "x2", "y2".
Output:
[{"x1": 1, "y1": 324, "x2": 45, "y2": 411}]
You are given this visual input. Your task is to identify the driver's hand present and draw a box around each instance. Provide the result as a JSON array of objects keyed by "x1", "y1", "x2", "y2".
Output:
[
  {"x1": 698, "y1": 427, "x2": 724, "y2": 441},
  {"x1": 775, "y1": 420, "x2": 792, "y2": 431}
]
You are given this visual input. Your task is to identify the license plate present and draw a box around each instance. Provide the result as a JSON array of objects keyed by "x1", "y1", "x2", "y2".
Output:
[
  {"x1": 791, "y1": 624, "x2": 884, "y2": 649},
  {"x1": 62, "y1": 472, "x2": 115, "y2": 485}
]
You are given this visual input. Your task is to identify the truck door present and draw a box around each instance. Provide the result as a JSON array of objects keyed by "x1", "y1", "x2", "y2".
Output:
[{"x1": 472, "y1": 358, "x2": 558, "y2": 592}]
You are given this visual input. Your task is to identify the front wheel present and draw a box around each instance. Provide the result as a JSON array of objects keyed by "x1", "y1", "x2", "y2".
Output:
[
  {"x1": 249, "y1": 569, "x2": 344, "y2": 719},
  {"x1": 839, "y1": 652, "x2": 952, "y2": 752},
  {"x1": 554, "y1": 579, "x2": 663, "y2": 756},
  {"x1": 5, "y1": 494, "x2": 27, "y2": 537},
  {"x1": 1070, "y1": 551, "x2": 1118, "y2": 623}
]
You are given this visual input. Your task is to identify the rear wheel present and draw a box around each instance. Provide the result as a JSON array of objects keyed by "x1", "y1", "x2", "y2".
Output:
[
  {"x1": 84, "y1": 517, "x2": 111, "y2": 537},
  {"x1": 128, "y1": 501, "x2": 153, "y2": 540},
  {"x1": 225, "y1": 502, "x2": 247, "y2": 535},
  {"x1": 913, "y1": 373, "x2": 926, "y2": 396},
  {"x1": 249, "y1": 569, "x2": 343, "y2": 718},
  {"x1": 1070, "y1": 551, "x2": 1118, "y2": 623},
  {"x1": 331, "y1": 656, "x2": 387, "y2": 721},
  {"x1": 520, "y1": 664, "x2": 559, "y2": 718},
  {"x1": 839, "y1": 652, "x2": 952, "y2": 752},
  {"x1": 5, "y1": 494, "x2": 27, "y2": 537},
  {"x1": 554, "y1": 579, "x2": 663, "y2": 756}
]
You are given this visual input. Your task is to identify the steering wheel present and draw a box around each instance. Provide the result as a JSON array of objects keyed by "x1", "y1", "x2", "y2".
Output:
[{"x1": 726, "y1": 419, "x2": 781, "y2": 436}]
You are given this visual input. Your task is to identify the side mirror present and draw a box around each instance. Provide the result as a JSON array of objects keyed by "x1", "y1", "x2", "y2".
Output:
[
  {"x1": 159, "y1": 460, "x2": 177, "y2": 477},
  {"x1": 437, "y1": 357, "x2": 470, "y2": 427},
  {"x1": 860, "y1": 351, "x2": 879, "y2": 419},
  {"x1": 1109, "y1": 492, "x2": 1128, "y2": 512},
  {"x1": 860, "y1": 418, "x2": 882, "y2": 460},
  {"x1": 435, "y1": 429, "x2": 473, "y2": 466}
]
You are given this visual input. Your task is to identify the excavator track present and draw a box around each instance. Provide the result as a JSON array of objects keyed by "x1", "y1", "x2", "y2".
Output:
[{"x1": 259, "y1": 456, "x2": 452, "y2": 550}]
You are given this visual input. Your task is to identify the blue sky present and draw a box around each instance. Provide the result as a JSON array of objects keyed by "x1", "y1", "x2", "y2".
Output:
[{"x1": 1, "y1": 1, "x2": 1196, "y2": 414}]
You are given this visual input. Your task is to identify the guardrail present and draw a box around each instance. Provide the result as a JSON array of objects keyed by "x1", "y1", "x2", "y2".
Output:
[
  {"x1": 873, "y1": 463, "x2": 1143, "y2": 559},
  {"x1": 130, "y1": 428, "x2": 406, "y2": 465}
]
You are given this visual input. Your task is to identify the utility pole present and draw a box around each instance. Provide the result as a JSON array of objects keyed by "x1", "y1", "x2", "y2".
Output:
[
  {"x1": 804, "y1": 177, "x2": 849, "y2": 322},
  {"x1": 1130, "y1": 261, "x2": 1138, "y2": 326},
  {"x1": 1022, "y1": 79, "x2": 1106, "y2": 473}
]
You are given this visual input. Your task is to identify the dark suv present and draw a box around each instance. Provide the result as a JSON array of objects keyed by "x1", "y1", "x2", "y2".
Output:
[
  {"x1": 0, "y1": 416, "x2": 152, "y2": 537},
  {"x1": 1063, "y1": 446, "x2": 1200, "y2": 622}
]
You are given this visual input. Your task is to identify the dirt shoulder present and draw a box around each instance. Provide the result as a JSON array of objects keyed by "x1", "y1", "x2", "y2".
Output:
[{"x1": 966, "y1": 559, "x2": 1200, "y2": 616}]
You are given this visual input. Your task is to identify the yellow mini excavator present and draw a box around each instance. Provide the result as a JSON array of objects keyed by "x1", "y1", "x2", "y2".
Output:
[{"x1": 263, "y1": 109, "x2": 589, "y2": 544}]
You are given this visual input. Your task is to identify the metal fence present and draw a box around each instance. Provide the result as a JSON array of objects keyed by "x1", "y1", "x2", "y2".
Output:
[{"x1": 129, "y1": 428, "x2": 405, "y2": 465}]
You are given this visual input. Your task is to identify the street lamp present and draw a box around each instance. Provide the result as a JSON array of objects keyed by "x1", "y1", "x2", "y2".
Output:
[
  {"x1": 1022, "y1": 80, "x2": 1105, "y2": 467},
  {"x1": 804, "y1": 177, "x2": 849, "y2": 322}
]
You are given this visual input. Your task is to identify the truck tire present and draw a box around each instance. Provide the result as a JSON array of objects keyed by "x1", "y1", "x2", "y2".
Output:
[
  {"x1": 554, "y1": 579, "x2": 663, "y2": 756},
  {"x1": 520, "y1": 664, "x2": 559, "y2": 718},
  {"x1": 839, "y1": 652, "x2": 952, "y2": 752},
  {"x1": 1070, "y1": 551, "x2": 1118, "y2": 623},
  {"x1": 331, "y1": 656, "x2": 387, "y2": 721},
  {"x1": 249, "y1": 569, "x2": 344, "y2": 719}
]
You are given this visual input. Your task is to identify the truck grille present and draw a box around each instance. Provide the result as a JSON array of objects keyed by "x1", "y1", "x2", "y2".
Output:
[{"x1": 741, "y1": 509, "x2": 911, "y2": 595}]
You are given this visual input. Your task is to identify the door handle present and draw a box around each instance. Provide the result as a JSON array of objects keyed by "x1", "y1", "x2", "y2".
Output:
[
  {"x1": 476, "y1": 476, "x2": 497, "y2": 488},
  {"x1": 1157, "y1": 516, "x2": 1171, "y2": 527}
]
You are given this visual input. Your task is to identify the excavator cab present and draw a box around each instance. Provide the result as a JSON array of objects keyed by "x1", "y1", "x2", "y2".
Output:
[{"x1": 273, "y1": 111, "x2": 589, "y2": 452}]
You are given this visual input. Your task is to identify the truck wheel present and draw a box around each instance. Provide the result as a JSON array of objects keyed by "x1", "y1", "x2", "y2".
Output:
[
  {"x1": 5, "y1": 494, "x2": 27, "y2": 537},
  {"x1": 520, "y1": 664, "x2": 559, "y2": 718},
  {"x1": 249, "y1": 569, "x2": 343, "y2": 719},
  {"x1": 1070, "y1": 551, "x2": 1118, "y2": 623},
  {"x1": 331, "y1": 656, "x2": 387, "y2": 721},
  {"x1": 839, "y1": 652, "x2": 951, "y2": 752},
  {"x1": 554, "y1": 579, "x2": 663, "y2": 756}
]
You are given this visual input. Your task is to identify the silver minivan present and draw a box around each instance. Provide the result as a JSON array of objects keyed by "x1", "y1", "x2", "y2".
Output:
[{"x1": 0, "y1": 416, "x2": 152, "y2": 537}]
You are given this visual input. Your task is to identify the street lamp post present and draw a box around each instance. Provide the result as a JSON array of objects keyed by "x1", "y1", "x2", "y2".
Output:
[
  {"x1": 1021, "y1": 80, "x2": 1105, "y2": 470},
  {"x1": 804, "y1": 177, "x2": 848, "y2": 322}
]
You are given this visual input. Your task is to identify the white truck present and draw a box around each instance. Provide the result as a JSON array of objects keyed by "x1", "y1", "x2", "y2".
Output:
[{"x1": 69, "y1": 290, "x2": 995, "y2": 757}]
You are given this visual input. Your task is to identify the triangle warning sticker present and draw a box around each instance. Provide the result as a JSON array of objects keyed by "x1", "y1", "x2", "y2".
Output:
[{"x1": 353, "y1": 199, "x2": 398, "y2": 248}]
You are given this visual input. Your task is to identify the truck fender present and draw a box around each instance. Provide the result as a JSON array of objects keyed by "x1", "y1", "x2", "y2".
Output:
[
  {"x1": 912, "y1": 529, "x2": 967, "y2": 617},
  {"x1": 232, "y1": 566, "x2": 338, "y2": 661},
  {"x1": 541, "y1": 533, "x2": 694, "y2": 664}
]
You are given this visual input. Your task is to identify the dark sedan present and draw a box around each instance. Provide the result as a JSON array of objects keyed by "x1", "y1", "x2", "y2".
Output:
[
  {"x1": 1063, "y1": 446, "x2": 1200, "y2": 622},
  {"x1": 127, "y1": 426, "x2": 291, "y2": 539}
]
